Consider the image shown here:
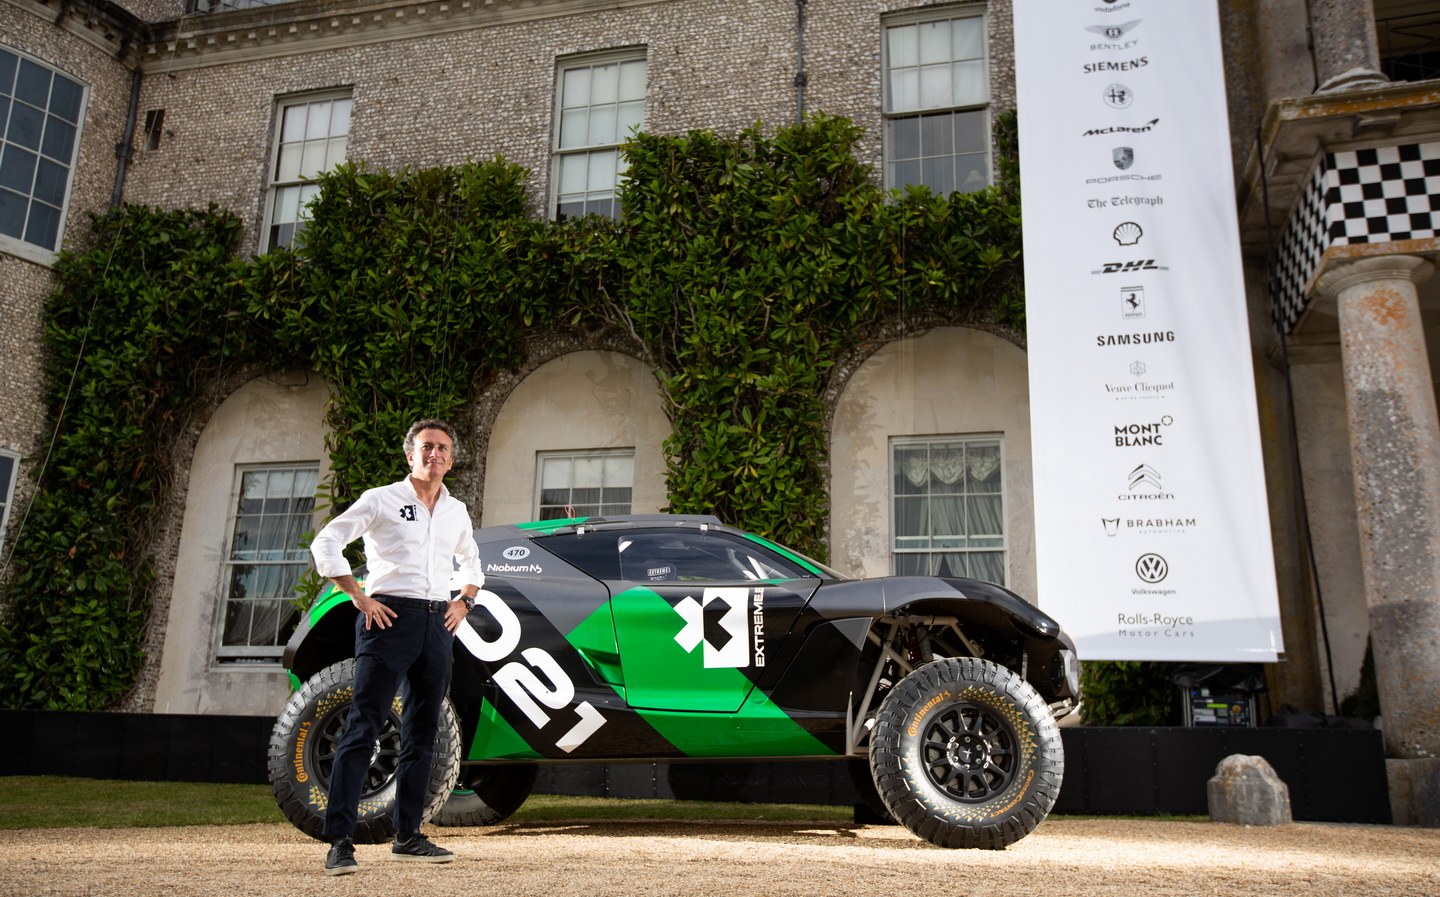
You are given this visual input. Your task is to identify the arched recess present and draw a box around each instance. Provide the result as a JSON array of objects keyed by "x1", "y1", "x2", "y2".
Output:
[
  {"x1": 152, "y1": 370, "x2": 331, "y2": 715},
  {"x1": 480, "y1": 349, "x2": 669, "y2": 526},
  {"x1": 829, "y1": 326, "x2": 1037, "y2": 602}
]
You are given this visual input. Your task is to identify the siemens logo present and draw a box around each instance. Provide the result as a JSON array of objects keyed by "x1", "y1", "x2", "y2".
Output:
[{"x1": 1084, "y1": 57, "x2": 1148, "y2": 74}]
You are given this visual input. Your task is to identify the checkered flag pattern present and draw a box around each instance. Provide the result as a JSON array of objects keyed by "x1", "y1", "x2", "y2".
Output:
[
  {"x1": 1270, "y1": 160, "x2": 1329, "y2": 333},
  {"x1": 1269, "y1": 141, "x2": 1440, "y2": 333}
]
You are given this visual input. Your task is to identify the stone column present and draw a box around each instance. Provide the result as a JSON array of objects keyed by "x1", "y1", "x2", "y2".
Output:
[
  {"x1": 1307, "y1": 0, "x2": 1388, "y2": 93},
  {"x1": 1315, "y1": 254, "x2": 1440, "y2": 825}
]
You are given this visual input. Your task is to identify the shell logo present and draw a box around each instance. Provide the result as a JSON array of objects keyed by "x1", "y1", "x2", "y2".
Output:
[{"x1": 1113, "y1": 221, "x2": 1143, "y2": 246}]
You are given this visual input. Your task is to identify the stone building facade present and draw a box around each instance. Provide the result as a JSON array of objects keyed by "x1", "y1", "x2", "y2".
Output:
[{"x1": 1, "y1": 0, "x2": 1437, "y2": 822}]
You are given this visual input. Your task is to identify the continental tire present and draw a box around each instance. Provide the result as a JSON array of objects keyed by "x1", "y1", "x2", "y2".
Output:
[
  {"x1": 267, "y1": 658, "x2": 462, "y2": 844},
  {"x1": 870, "y1": 657, "x2": 1063, "y2": 849},
  {"x1": 431, "y1": 764, "x2": 538, "y2": 827}
]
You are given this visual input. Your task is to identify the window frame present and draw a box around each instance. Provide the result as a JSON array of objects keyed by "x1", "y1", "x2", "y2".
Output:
[
  {"x1": 879, "y1": 6, "x2": 992, "y2": 195},
  {"x1": 0, "y1": 46, "x2": 87, "y2": 264},
  {"x1": 549, "y1": 49, "x2": 648, "y2": 221},
  {"x1": 212, "y1": 461, "x2": 320, "y2": 667},
  {"x1": 889, "y1": 434, "x2": 1008, "y2": 585},
  {"x1": 0, "y1": 448, "x2": 19, "y2": 546},
  {"x1": 533, "y1": 447, "x2": 636, "y2": 520},
  {"x1": 259, "y1": 88, "x2": 353, "y2": 254}
]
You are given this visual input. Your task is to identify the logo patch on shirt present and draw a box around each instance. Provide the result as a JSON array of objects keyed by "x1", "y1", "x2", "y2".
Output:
[{"x1": 399, "y1": 504, "x2": 417, "y2": 521}]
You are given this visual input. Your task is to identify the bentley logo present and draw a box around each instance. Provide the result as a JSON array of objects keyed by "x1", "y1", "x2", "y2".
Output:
[{"x1": 1086, "y1": 20, "x2": 1141, "y2": 41}]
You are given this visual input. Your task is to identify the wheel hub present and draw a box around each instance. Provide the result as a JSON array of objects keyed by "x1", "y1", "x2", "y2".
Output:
[
  {"x1": 945, "y1": 733, "x2": 989, "y2": 770},
  {"x1": 921, "y1": 702, "x2": 1018, "y2": 802}
]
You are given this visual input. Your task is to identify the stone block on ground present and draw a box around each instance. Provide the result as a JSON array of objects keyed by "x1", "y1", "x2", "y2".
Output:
[{"x1": 1207, "y1": 754, "x2": 1292, "y2": 825}]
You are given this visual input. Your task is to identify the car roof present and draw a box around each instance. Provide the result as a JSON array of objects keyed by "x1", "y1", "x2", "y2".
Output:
[{"x1": 475, "y1": 514, "x2": 730, "y2": 542}]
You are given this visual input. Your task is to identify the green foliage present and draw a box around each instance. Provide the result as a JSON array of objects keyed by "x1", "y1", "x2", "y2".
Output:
[
  {"x1": 1080, "y1": 662, "x2": 1177, "y2": 726},
  {"x1": 619, "y1": 113, "x2": 1023, "y2": 555},
  {"x1": 0, "y1": 206, "x2": 267, "y2": 709},
  {"x1": 0, "y1": 114, "x2": 1025, "y2": 709}
]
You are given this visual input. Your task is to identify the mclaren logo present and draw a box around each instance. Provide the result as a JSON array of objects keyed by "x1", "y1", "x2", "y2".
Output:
[{"x1": 674, "y1": 587, "x2": 750, "y2": 668}]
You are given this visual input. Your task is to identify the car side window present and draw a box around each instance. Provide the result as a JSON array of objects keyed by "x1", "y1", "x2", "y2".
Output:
[
  {"x1": 617, "y1": 532, "x2": 806, "y2": 582},
  {"x1": 537, "y1": 533, "x2": 624, "y2": 580}
]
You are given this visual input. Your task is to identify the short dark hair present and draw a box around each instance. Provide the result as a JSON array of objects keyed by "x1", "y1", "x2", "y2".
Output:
[{"x1": 403, "y1": 419, "x2": 458, "y2": 456}]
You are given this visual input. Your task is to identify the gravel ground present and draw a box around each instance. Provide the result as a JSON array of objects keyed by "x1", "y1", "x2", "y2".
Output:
[{"x1": 3, "y1": 817, "x2": 1438, "y2": 897}]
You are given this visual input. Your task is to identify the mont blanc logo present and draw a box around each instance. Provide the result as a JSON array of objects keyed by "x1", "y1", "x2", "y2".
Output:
[
  {"x1": 501, "y1": 546, "x2": 531, "y2": 560},
  {"x1": 1114, "y1": 415, "x2": 1174, "y2": 447},
  {"x1": 399, "y1": 504, "x2": 417, "y2": 522},
  {"x1": 1136, "y1": 553, "x2": 1169, "y2": 583},
  {"x1": 1130, "y1": 360, "x2": 1146, "y2": 376},
  {"x1": 673, "y1": 587, "x2": 749, "y2": 668},
  {"x1": 1103, "y1": 84, "x2": 1134, "y2": 109}
]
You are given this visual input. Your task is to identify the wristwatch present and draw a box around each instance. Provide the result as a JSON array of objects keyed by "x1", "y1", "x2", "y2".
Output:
[{"x1": 460, "y1": 595, "x2": 475, "y2": 611}]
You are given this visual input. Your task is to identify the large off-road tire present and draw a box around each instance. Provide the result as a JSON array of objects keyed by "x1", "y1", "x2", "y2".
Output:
[
  {"x1": 267, "y1": 659, "x2": 462, "y2": 844},
  {"x1": 870, "y1": 657, "x2": 1063, "y2": 849},
  {"x1": 431, "y1": 764, "x2": 538, "y2": 827}
]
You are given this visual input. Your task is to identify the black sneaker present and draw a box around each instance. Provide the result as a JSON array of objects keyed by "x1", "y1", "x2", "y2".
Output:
[
  {"x1": 391, "y1": 831, "x2": 455, "y2": 863},
  {"x1": 325, "y1": 838, "x2": 358, "y2": 876}
]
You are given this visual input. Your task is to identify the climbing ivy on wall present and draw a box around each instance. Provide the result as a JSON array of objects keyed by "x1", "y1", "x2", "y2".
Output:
[
  {"x1": 0, "y1": 207, "x2": 276, "y2": 709},
  {"x1": 0, "y1": 112, "x2": 1024, "y2": 710}
]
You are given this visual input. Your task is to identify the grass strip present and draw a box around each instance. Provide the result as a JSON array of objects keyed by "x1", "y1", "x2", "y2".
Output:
[{"x1": 0, "y1": 777, "x2": 853, "y2": 830}]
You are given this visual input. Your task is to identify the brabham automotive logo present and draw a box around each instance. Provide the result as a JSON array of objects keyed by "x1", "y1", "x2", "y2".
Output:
[{"x1": 673, "y1": 586, "x2": 765, "y2": 668}]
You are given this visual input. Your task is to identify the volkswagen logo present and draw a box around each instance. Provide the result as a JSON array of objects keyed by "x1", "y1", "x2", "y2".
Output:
[{"x1": 1135, "y1": 553, "x2": 1169, "y2": 583}]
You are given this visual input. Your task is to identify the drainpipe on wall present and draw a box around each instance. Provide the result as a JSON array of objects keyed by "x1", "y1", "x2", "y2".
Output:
[
  {"x1": 794, "y1": 0, "x2": 808, "y2": 124},
  {"x1": 111, "y1": 67, "x2": 141, "y2": 209}
]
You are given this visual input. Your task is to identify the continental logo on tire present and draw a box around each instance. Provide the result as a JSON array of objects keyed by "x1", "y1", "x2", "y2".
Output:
[
  {"x1": 293, "y1": 720, "x2": 311, "y2": 782},
  {"x1": 908, "y1": 689, "x2": 953, "y2": 737}
]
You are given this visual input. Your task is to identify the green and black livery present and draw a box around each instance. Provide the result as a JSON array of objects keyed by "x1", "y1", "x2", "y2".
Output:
[{"x1": 269, "y1": 514, "x2": 1080, "y2": 849}]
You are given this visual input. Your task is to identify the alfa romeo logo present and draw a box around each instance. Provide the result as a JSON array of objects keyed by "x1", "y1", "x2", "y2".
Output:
[{"x1": 1135, "y1": 553, "x2": 1169, "y2": 583}]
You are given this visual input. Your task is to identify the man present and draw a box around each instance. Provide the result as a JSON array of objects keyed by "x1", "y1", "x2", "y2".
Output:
[{"x1": 309, "y1": 419, "x2": 483, "y2": 876}]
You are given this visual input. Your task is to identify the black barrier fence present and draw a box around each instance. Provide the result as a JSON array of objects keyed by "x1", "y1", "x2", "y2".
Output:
[{"x1": 0, "y1": 710, "x2": 1391, "y2": 824}]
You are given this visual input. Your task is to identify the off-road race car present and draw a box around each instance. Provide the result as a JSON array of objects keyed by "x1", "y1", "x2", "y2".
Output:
[{"x1": 268, "y1": 514, "x2": 1080, "y2": 849}]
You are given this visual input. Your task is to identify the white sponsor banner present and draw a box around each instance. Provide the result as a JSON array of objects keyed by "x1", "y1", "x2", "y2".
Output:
[{"x1": 1013, "y1": 0, "x2": 1282, "y2": 661}]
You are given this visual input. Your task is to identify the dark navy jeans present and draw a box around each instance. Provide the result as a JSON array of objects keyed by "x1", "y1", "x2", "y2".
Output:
[{"x1": 322, "y1": 595, "x2": 453, "y2": 842}]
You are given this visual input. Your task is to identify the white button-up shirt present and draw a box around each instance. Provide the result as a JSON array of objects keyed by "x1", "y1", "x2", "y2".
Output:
[{"x1": 310, "y1": 478, "x2": 484, "y2": 602}]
